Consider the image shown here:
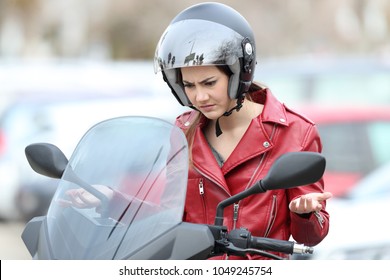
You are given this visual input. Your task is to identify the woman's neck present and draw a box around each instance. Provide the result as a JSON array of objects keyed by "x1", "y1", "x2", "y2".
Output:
[
  {"x1": 211, "y1": 99, "x2": 263, "y2": 134},
  {"x1": 203, "y1": 99, "x2": 264, "y2": 161}
]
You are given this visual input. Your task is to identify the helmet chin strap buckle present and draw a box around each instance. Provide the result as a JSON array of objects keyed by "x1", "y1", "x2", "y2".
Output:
[{"x1": 215, "y1": 96, "x2": 245, "y2": 137}]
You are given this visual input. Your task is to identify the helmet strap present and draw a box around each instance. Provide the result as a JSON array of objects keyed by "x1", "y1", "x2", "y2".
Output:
[{"x1": 215, "y1": 95, "x2": 245, "y2": 137}]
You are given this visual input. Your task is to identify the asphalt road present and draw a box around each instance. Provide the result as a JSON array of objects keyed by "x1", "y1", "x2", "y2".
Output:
[{"x1": 0, "y1": 221, "x2": 31, "y2": 260}]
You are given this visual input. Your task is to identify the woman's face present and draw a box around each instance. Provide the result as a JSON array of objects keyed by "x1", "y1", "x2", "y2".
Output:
[{"x1": 181, "y1": 66, "x2": 235, "y2": 120}]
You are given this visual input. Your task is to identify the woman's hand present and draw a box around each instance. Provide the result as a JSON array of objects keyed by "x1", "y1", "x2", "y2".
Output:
[
  {"x1": 289, "y1": 192, "x2": 332, "y2": 214},
  {"x1": 58, "y1": 185, "x2": 114, "y2": 209}
]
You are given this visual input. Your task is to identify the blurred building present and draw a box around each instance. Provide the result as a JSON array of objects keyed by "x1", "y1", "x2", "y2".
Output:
[{"x1": 0, "y1": 0, "x2": 389, "y2": 60}]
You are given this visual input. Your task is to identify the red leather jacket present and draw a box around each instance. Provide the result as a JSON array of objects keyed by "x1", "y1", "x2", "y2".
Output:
[{"x1": 175, "y1": 87, "x2": 330, "y2": 259}]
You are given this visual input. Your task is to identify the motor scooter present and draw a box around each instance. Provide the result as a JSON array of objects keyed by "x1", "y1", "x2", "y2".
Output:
[{"x1": 21, "y1": 116, "x2": 325, "y2": 260}]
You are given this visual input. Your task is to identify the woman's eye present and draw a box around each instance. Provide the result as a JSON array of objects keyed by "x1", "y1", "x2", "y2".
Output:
[
  {"x1": 205, "y1": 80, "x2": 216, "y2": 86},
  {"x1": 183, "y1": 84, "x2": 194, "y2": 88}
]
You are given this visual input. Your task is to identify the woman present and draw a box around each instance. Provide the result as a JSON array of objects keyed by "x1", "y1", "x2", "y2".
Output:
[{"x1": 154, "y1": 2, "x2": 332, "y2": 259}]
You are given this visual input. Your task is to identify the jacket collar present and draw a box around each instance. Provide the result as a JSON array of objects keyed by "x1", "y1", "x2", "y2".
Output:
[{"x1": 254, "y1": 87, "x2": 289, "y2": 127}]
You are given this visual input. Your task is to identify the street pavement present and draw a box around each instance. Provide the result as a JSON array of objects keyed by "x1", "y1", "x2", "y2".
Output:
[{"x1": 0, "y1": 221, "x2": 31, "y2": 260}]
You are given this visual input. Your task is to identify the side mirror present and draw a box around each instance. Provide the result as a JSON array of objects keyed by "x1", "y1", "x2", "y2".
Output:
[
  {"x1": 25, "y1": 142, "x2": 110, "y2": 215},
  {"x1": 214, "y1": 151, "x2": 326, "y2": 225},
  {"x1": 25, "y1": 143, "x2": 69, "y2": 179},
  {"x1": 261, "y1": 151, "x2": 326, "y2": 191}
]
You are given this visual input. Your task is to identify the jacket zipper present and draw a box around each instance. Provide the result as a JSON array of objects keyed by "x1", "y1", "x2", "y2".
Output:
[
  {"x1": 264, "y1": 194, "x2": 277, "y2": 237},
  {"x1": 198, "y1": 178, "x2": 208, "y2": 224},
  {"x1": 194, "y1": 167, "x2": 230, "y2": 227},
  {"x1": 314, "y1": 211, "x2": 324, "y2": 228},
  {"x1": 199, "y1": 178, "x2": 204, "y2": 195},
  {"x1": 194, "y1": 167, "x2": 230, "y2": 196},
  {"x1": 194, "y1": 166, "x2": 246, "y2": 234},
  {"x1": 233, "y1": 203, "x2": 239, "y2": 229}
]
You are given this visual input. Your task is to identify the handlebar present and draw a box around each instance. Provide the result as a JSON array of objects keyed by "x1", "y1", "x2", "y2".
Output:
[
  {"x1": 250, "y1": 236, "x2": 313, "y2": 254},
  {"x1": 213, "y1": 227, "x2": 314, "y2": 260}
]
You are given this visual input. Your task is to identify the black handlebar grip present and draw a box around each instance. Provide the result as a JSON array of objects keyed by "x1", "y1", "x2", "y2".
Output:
[{"x1": 250, "y1": 236, "x2": 295, "y2": 254}]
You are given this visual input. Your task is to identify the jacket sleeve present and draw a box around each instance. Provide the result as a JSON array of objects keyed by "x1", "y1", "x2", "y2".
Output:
[{"x1": 288, "y1": 123, "x2": 330, "y2": 246}]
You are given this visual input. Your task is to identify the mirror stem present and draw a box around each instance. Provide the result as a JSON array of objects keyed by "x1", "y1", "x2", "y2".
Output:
[{"x1": 65, "y1": 168, "x2": 110, "y2": 217}]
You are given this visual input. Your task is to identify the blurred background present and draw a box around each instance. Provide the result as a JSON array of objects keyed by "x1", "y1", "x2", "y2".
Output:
[{"x1": 1, "y1": 0, "x2": 390, "y2": 259}]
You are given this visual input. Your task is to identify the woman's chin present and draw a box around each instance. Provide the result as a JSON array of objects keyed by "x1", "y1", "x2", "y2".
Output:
[{"x1": 201, "y1": 111, "x2": 222, "y2": 120}]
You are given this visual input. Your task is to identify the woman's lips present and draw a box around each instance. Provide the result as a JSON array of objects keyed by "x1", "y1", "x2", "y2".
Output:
[{"x1": 199, "y1": 104, "x2": 215, "y2": 112}]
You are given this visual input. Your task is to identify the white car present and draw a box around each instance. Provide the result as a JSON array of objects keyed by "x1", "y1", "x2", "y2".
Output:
[{"x1": 298, "y1": 162, "x2": 390, "y2": 260}]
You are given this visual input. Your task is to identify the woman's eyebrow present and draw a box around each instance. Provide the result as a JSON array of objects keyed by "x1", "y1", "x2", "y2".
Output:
[{"x1": 183, "y1": 76, "x2": 216, "y2": 84}]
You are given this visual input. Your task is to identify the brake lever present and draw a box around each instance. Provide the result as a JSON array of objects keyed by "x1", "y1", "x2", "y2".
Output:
[{"x1": 214, "y1": 239, "x2": 284, "y2": 260}]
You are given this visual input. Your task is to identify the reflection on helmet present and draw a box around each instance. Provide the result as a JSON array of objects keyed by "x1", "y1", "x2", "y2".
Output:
[
  {"x1": 156, "y1": 21, "x2": 243, "y2": 70},
  {"x1": 154, "y1": 2, "x2": 256, "y2": 106}
]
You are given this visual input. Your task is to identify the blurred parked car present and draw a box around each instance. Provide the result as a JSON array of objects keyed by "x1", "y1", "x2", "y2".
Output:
[
  {"x1": 296, "y1": 161, "x2": 390, "y2": 259},
  {"x1": 256, "y1": 56, "x2": 390, "y2": 107},
  {"x1": 256, "y1": 56, "x2": 390, "y2": 197},
  {"x1": 0, "y1": 95, "x2": 185, "y2": 222},
  {"x1": 298, "y1": 105, "x2": 390, "y2": 197},
  {"x1": 0, "y1": 60, "x2": 186, "y2": 221},
  {"x1": 0, "y1": 97, "x2": 186, "y2": 222}
]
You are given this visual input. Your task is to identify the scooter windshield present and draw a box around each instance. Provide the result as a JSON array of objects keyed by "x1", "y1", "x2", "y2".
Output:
[{"x1": 45, "y1": 116, "x2": 189, "y2": 259}]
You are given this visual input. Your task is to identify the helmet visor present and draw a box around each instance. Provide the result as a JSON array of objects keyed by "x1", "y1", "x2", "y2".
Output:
[{"x1": 154, "y1": 19, "x2": 245, "y2": 73}]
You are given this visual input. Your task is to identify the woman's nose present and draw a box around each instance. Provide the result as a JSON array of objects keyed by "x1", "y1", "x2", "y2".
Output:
[{"x1": 195, "y1": 88, "x2": 209, "y2": 102}]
